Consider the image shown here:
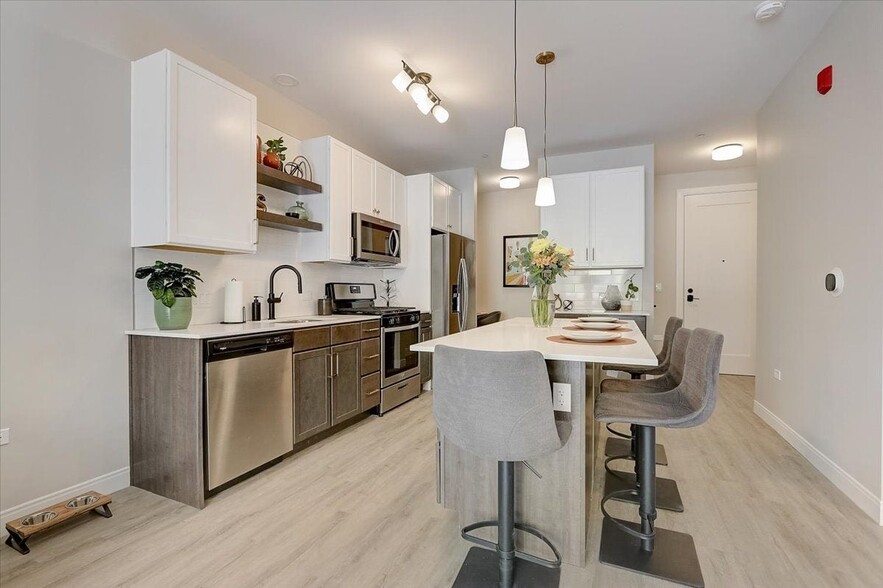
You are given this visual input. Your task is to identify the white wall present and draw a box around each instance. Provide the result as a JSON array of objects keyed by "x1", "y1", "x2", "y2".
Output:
[
  {"x1": 654, "y1": 167, "x2": 757, "y2": 349},
  {"x1": 756, "y1": 1, "x2": 883, "y2": 523},
  {"x1": 0, "y1": 10, "x2": 132, "y2": 517}
]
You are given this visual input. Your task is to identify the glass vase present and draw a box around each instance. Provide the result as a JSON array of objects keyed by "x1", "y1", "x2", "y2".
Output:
[
  {"x1": 531, "y1": 284, "x2": 556, "y2": 327},
  {"x1": 601, "y1": 284, "x2": 623, "y2": 311}
]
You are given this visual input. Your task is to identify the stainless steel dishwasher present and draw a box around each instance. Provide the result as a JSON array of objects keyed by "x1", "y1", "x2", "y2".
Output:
[{"x1": 205, "y1": 332, "x2": 293, "y2": 491}]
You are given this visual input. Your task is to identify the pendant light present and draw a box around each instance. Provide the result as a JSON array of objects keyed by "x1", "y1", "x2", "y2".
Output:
[
  {"x1": 500, "y1": 1, "x2": 529, "y2": 170},
  {"x1": 535, "y1": 51, "x2": 556, "y2": 207}
]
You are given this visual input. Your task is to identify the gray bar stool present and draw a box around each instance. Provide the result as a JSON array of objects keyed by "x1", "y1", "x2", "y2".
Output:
[
  {"x1": 602, "y1": 316, "x2": 683, "y2": 466},
  {"x1": 433, "y1": 345, "x2": 565, "y2": 588},
  {"x1": 595, "y1": 328, "x2": 723, "y2": 588},
  {"x1": 602, "y1": 328, "x2": 692, "y2": 512}
]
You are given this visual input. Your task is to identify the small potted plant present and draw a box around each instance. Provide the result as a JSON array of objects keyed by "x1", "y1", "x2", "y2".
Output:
[
  {"x1": 135, "y1": 261, "x2": 203, "y2": 330},
  {"x1": 263, "y1": 137, "x2": 287, "y2": 170},
  {"x1": 621, "y1": 273, "x2": 639, "y2": 312}
]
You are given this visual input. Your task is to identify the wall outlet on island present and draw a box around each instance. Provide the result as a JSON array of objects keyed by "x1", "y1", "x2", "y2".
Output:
[{"x1": 552, "y1": 383, "x2": 571, "y2": 412}]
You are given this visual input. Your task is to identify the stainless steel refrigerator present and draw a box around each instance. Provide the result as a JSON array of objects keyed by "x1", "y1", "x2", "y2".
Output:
[{"x1": 431, "y1": 232, "x2": 476, "y2": 337}]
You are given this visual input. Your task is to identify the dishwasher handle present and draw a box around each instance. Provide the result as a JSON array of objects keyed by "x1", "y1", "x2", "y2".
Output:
[{"x1": 205, "y1": 333, "x2": 293, "y2": 361}]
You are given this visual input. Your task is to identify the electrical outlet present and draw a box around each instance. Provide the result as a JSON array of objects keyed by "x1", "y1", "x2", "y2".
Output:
[
  {"x1": 655, "y1": 283, "x2": 663, "y2": 293},
  {"x1": 0, "y1": 428, "x2": 9, "y2": 446},
  {"x1": 552, "y1": 383, "x2": 571, "y2": 412},
  {"x1": 773, "y1": 369, "x2": 782, "y2": 381}
]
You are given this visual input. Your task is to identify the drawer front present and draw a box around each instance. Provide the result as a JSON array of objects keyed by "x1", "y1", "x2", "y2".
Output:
[
  {"x1": 360, "y1": 338, "x2": 381, "y2": 376},
  {"x1": 360, "y1": 320, "x2": 381, "y2": 340},
  {"x1": 381, "y1": 376, "x2": 420, "y2": 414},
  {"x1": 293, "y1": 327, "x2": 331, "y2": 352},
  {"x1": 361, "y1": 372, "x2": 381, "y2": 411},
  {"x1": 332, "y1": 322, "x2": 362, "y2": 345}
]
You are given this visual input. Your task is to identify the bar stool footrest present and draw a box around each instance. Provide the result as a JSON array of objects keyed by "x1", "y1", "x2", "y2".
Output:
[
  {"x1": 605, "y1": 437, "x2": 668, "y2": 465},
  {"x1": 461, "y1": 520, "x2": 562, "y2": 568},
  {"x1": 453, "y1": 546, "x2": 562, "y2": 588},
  {"x1": 599, "y1": 517, "x2": 704, "y2": 588},
  {"x1": 604, "y1": 470, "x2": 685, "y2": 512}
]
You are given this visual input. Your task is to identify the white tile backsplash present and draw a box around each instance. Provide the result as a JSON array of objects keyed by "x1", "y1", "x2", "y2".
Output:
[{"x1": 554, "y1": 268, "x2": 644, "y2": 312}]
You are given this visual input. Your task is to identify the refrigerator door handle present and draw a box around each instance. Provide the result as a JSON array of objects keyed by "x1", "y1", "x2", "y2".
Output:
[{"x1": 458, "y1": 258, "x2": 467, "y2": 332}]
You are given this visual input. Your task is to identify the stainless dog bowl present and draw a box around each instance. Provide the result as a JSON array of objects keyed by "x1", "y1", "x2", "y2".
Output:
[
  {"x1": 20, "y1": 511, "x2": 58, "y2": 526},
  {"x1": 66, "y1": 495, "x2": 99, "y2": 508}
]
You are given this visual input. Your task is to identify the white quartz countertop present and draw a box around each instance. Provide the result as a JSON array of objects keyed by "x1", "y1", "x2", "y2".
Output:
[
  {"x1": 411, "y1": 317, "x2": 658, "y2": 366},
  {"x1": 556, "y1": 309, "x2": 652, "y2": 317},
  {"x1": 125, "y1": 315, "x2": 375, "y2": 340}
]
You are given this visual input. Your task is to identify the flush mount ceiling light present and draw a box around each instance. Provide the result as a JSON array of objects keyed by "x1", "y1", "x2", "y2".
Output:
[
  {"x1": 535, "y1": 50, "x2": 556, "y2": 207},
  {"x1": 273, "y1": 73, "x2": 299, "y2": 87},
  {"x1": 500, "y1": 0, "x2": 529, "y2": 170},
  {"x1": 711, "y1": 143, "x2": 744, "y2": 161},
  {"x1": 391, "y1": 61, "x2": 449, "y2": 124},
  {"x1": 499, "y1": 176, "x2": 520, "y2": 189},
  {"x1": 755, "y1": 0, "x2": 786, "y2": 21}
]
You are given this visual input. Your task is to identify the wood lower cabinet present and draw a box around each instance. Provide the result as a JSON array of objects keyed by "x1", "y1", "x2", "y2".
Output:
[
  {"x1": 360, "y1": 337, "x2": 380, "y2": 376},
  {"x1": 361, "y1": 372, "x2": 381, "y2": 411},
  {"x1": 331, "y1": 342, "x2": 361, "y2": 426},
  {"x1": 293, "y1": 347, "x2": 331, "y2": 444}
]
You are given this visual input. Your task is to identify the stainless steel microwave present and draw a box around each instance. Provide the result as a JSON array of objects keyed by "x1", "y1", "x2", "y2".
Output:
[{"x1": 352, "y1": 213, "x2": 402, "y2": 265}]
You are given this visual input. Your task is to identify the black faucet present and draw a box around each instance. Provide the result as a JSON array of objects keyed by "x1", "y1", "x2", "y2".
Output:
[{"x1": 267, "y1": 264, "x2": 303, "y2": 320}]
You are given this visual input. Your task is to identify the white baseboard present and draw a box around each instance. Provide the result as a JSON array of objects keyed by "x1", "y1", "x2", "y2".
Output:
[
  {"x1": 753, "y1": 401, "x2": 882, "y2": 525},
  {"x1": 1, "y1": 467, "x2": 129, "y2": 537}
]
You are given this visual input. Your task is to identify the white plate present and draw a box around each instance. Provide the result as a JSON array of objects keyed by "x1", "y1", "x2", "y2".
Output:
[
  {"x1": 569, "y1": 321, "x2": 622, "y2": 330},
  {"x1": 560, "y1": 330, "x2": 622, "y2": 343},
  {"x1": 575, "y1": 316, "x2": 620, "y2": 323}
]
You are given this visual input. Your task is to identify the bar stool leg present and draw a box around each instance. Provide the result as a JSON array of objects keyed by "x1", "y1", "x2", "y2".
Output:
[
  {"x1": 499, "y1": 461, "x2": 515, "y2": 588},
  {"x1": 639, "y1": 426, "x2": 656, "y2": 552}
]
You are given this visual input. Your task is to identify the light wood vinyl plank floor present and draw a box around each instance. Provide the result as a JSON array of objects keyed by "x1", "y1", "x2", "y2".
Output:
[{"x1": 2, "y1": 376, "x2": 881, "y2": 587}]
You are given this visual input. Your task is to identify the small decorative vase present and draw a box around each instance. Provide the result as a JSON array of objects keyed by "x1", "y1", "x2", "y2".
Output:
[
  {"x1": 601, "y1": 285, "x2": 622, "y2": 311},
  {"x1": 154, "y1": 297, "x2": 193, "y2": 330},
  {"x1": 286, "y1": 201, "x2": 310, "y2": 220},
  {"x1": 263, "y1": 151, "x2": 282, "y2": 170},
  {"x1": 531, "y1": 284, "x2": 556, "y2": 327}
]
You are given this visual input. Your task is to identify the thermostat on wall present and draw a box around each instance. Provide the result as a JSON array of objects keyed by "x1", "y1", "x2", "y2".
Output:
[{"x1": 825, "y1": 267, "x2": 844, "y2": 296}]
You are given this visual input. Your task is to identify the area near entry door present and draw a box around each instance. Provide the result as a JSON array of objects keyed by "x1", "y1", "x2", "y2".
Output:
[{"x1": 683, "y1": 189, "x2": 757, "y2": 375}]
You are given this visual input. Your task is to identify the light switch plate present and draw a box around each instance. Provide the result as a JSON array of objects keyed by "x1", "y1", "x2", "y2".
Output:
[
  {"x1": 552, "y1": 383, "x2": 571, "y2": 412},
  {"x1": 0, "y1": 428, "x2": 9, "y2": 446},
  {"x1": 773, "y1": 369, "x2": 782, "y2": 381}
]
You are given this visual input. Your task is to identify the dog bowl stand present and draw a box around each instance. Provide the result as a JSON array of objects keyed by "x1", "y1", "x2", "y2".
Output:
[{"x1": 5, "y1": 491, "x2": 112, "y2": 555}]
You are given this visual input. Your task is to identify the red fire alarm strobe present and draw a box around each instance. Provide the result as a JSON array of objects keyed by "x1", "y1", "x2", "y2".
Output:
[{"x1": 818, "y1": 65, "x2": 833, "y2": 95}]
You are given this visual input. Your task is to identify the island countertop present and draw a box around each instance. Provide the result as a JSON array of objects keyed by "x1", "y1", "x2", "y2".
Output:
[{"x1": 411, "y1": 317, "x2": 657, "y2": 366}]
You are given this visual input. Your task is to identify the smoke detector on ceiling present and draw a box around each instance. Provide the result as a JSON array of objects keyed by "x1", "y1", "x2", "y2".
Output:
[{"x1": 755, "y1": 1, "x2": 786, "y2": 21}]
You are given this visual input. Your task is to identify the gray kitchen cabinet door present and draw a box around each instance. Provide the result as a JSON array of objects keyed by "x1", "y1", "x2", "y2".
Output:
[
  {"x1": 331, "y1": 342, "x2": 361, "y2": 426},
  {"x1": 293, "y1": 348, "x2": 331, "y2": 444}
]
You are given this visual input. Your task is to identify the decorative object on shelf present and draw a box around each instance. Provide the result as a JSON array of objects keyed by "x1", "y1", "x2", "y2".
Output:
[
  {"x1": 256, "y1": 193, "x2": 267, "y2": 211},
  {"x1": 601, "y1": 284, "x2": 623, "y2": 311},
  {"x1": 283, "y1": 155, "x2": 313, "y2": 182},
  {"x1": 263, "y1": 137, "x2": 287, "y2": 170},
  {"x1": 391, "y1": 60, "x2": 449, "y2": 123},
  {"x1": 285, "y1": 201, "x2": 310, "y2": 220},
  {"x1": 4, "y1": 491, "x2": 112, "y2": 555},
  {"x1": 500, "y1": 0, "x2": 529, "y2": 170},
  {"x1": 256, "y1": 135, "x2": 262, "y2": 164},
  {"x1": 535, "y1": 50, "x2": 556, "y2": 207},
  {"x1": 135, "y1": 260, "x2": 202, "y2": 330},
  {"x1": 507, "y1": 230, "x2": 574, "y2": 327},
  {"x1": 621, "y1": 273, "x2": 639, "y2": 312},
  {"x1": 502, "y1": 234, "x2": 535, "y2": 287},
  {"x1": 379, "y1": 279, "x2": 397, "y2": 307}
]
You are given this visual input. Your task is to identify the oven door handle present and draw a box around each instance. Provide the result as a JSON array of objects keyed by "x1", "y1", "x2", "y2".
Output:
[{"x1": 383, "y1": 324, "x2": 419, "y2": 333}]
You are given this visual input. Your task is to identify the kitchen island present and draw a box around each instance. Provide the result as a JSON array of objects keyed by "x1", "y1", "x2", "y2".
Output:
[{"x1": 411, "y1": 317, "x2": 657, "y2": 567}]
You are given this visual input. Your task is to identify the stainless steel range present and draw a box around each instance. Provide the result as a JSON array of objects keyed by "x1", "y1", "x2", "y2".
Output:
[{"x1": 326, "y1": 283, "x2": 421, "y2": 414}]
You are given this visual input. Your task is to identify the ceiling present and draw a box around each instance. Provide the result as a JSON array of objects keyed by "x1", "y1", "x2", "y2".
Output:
[{"x1": 124, "y1": 0, "x2": 839, "y2": 191}]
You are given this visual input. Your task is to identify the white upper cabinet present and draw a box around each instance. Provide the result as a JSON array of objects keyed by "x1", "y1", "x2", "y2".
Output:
[
  {"x1": 351, "y1": 149, "x2": 375, "y2": 217},
  {"x1": 373, "y1": 162, "x2": 394, "y2": 220},
  {"x1": 132, "y1": 50, "x2": 257, "y2": 253},
  {"x1": 460, "y1": 187, "x2": 476, "y2": 240},
  {"x1": 541, "y1": 166, "x2": 645, "y2": 269},
  {"x1": 590, "y1": 166, "x2": 644, "y2": 268},
  {"x1": 448, "y1": 188, "x2": 462, "y2": 234},
  {"x1": 431, "y1": 177, "x2": 462, "y2": 233},
  {"x1": 541, "y1": 172, "x2": 591, "y2": 267}
]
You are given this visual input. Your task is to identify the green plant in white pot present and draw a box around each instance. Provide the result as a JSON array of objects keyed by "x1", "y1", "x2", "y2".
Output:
[
  {"x1": 135, "y1": 261, "x2": 203, "y2": 330},
  {"x1": 621, "y1": 273, "x2": 639, "y2": 312}
]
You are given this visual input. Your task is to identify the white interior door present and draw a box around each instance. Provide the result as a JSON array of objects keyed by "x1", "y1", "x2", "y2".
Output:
[{"x1": 683, "y1": 189, "x2": 757, "y2": 375}]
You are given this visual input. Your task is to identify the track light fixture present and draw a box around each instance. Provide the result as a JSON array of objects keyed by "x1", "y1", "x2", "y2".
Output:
[{"x1": 392, "y1": 60, "x2": 449, "y2": 124}]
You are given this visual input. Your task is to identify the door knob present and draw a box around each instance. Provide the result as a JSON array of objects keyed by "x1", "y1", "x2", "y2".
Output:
[{"x1": 687, "y1": 294, "x2": 699, "y2": 302}]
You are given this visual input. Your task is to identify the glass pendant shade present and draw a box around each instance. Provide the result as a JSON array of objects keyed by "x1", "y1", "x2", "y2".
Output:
[
  {"x1": 416, "y1": 96, "x2": 433, "y2": 115},
  {"x1": 501, "y1": 126, "x2": 529, "y2": 170},
  {"x1": 431, "y1": 104, "x2": 449, "y2": 123},
  {"x1": 392, "y1": 70, "x2": 411, "y2": 93},
  {"x1": 409, "y1": 82, "x2": 429, "y2": 105},
  {"x1": 535, "y1": 176, "x2": 555, "y2": 206}
]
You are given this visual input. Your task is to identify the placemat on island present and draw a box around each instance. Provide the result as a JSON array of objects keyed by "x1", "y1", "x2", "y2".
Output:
[
  {"x1": 563, "y1": 325, "x2": 632, "y2": 333},
  {"x1": 547, "y1": 335, "x2": 637, "y2": 346}
]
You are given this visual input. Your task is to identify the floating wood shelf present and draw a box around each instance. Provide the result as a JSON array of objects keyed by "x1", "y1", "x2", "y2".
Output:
[
  {"x1": 257, "y1": 165, "x2": 322, "y2": 195},
  {"x1": 257, "y1": 210, "x2": 323, "y2": 233}
]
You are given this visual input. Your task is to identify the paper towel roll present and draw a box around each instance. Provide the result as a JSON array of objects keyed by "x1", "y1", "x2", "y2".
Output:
[{"x1": 224, "y1": 279, "x2": 244, "y2": 323}]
